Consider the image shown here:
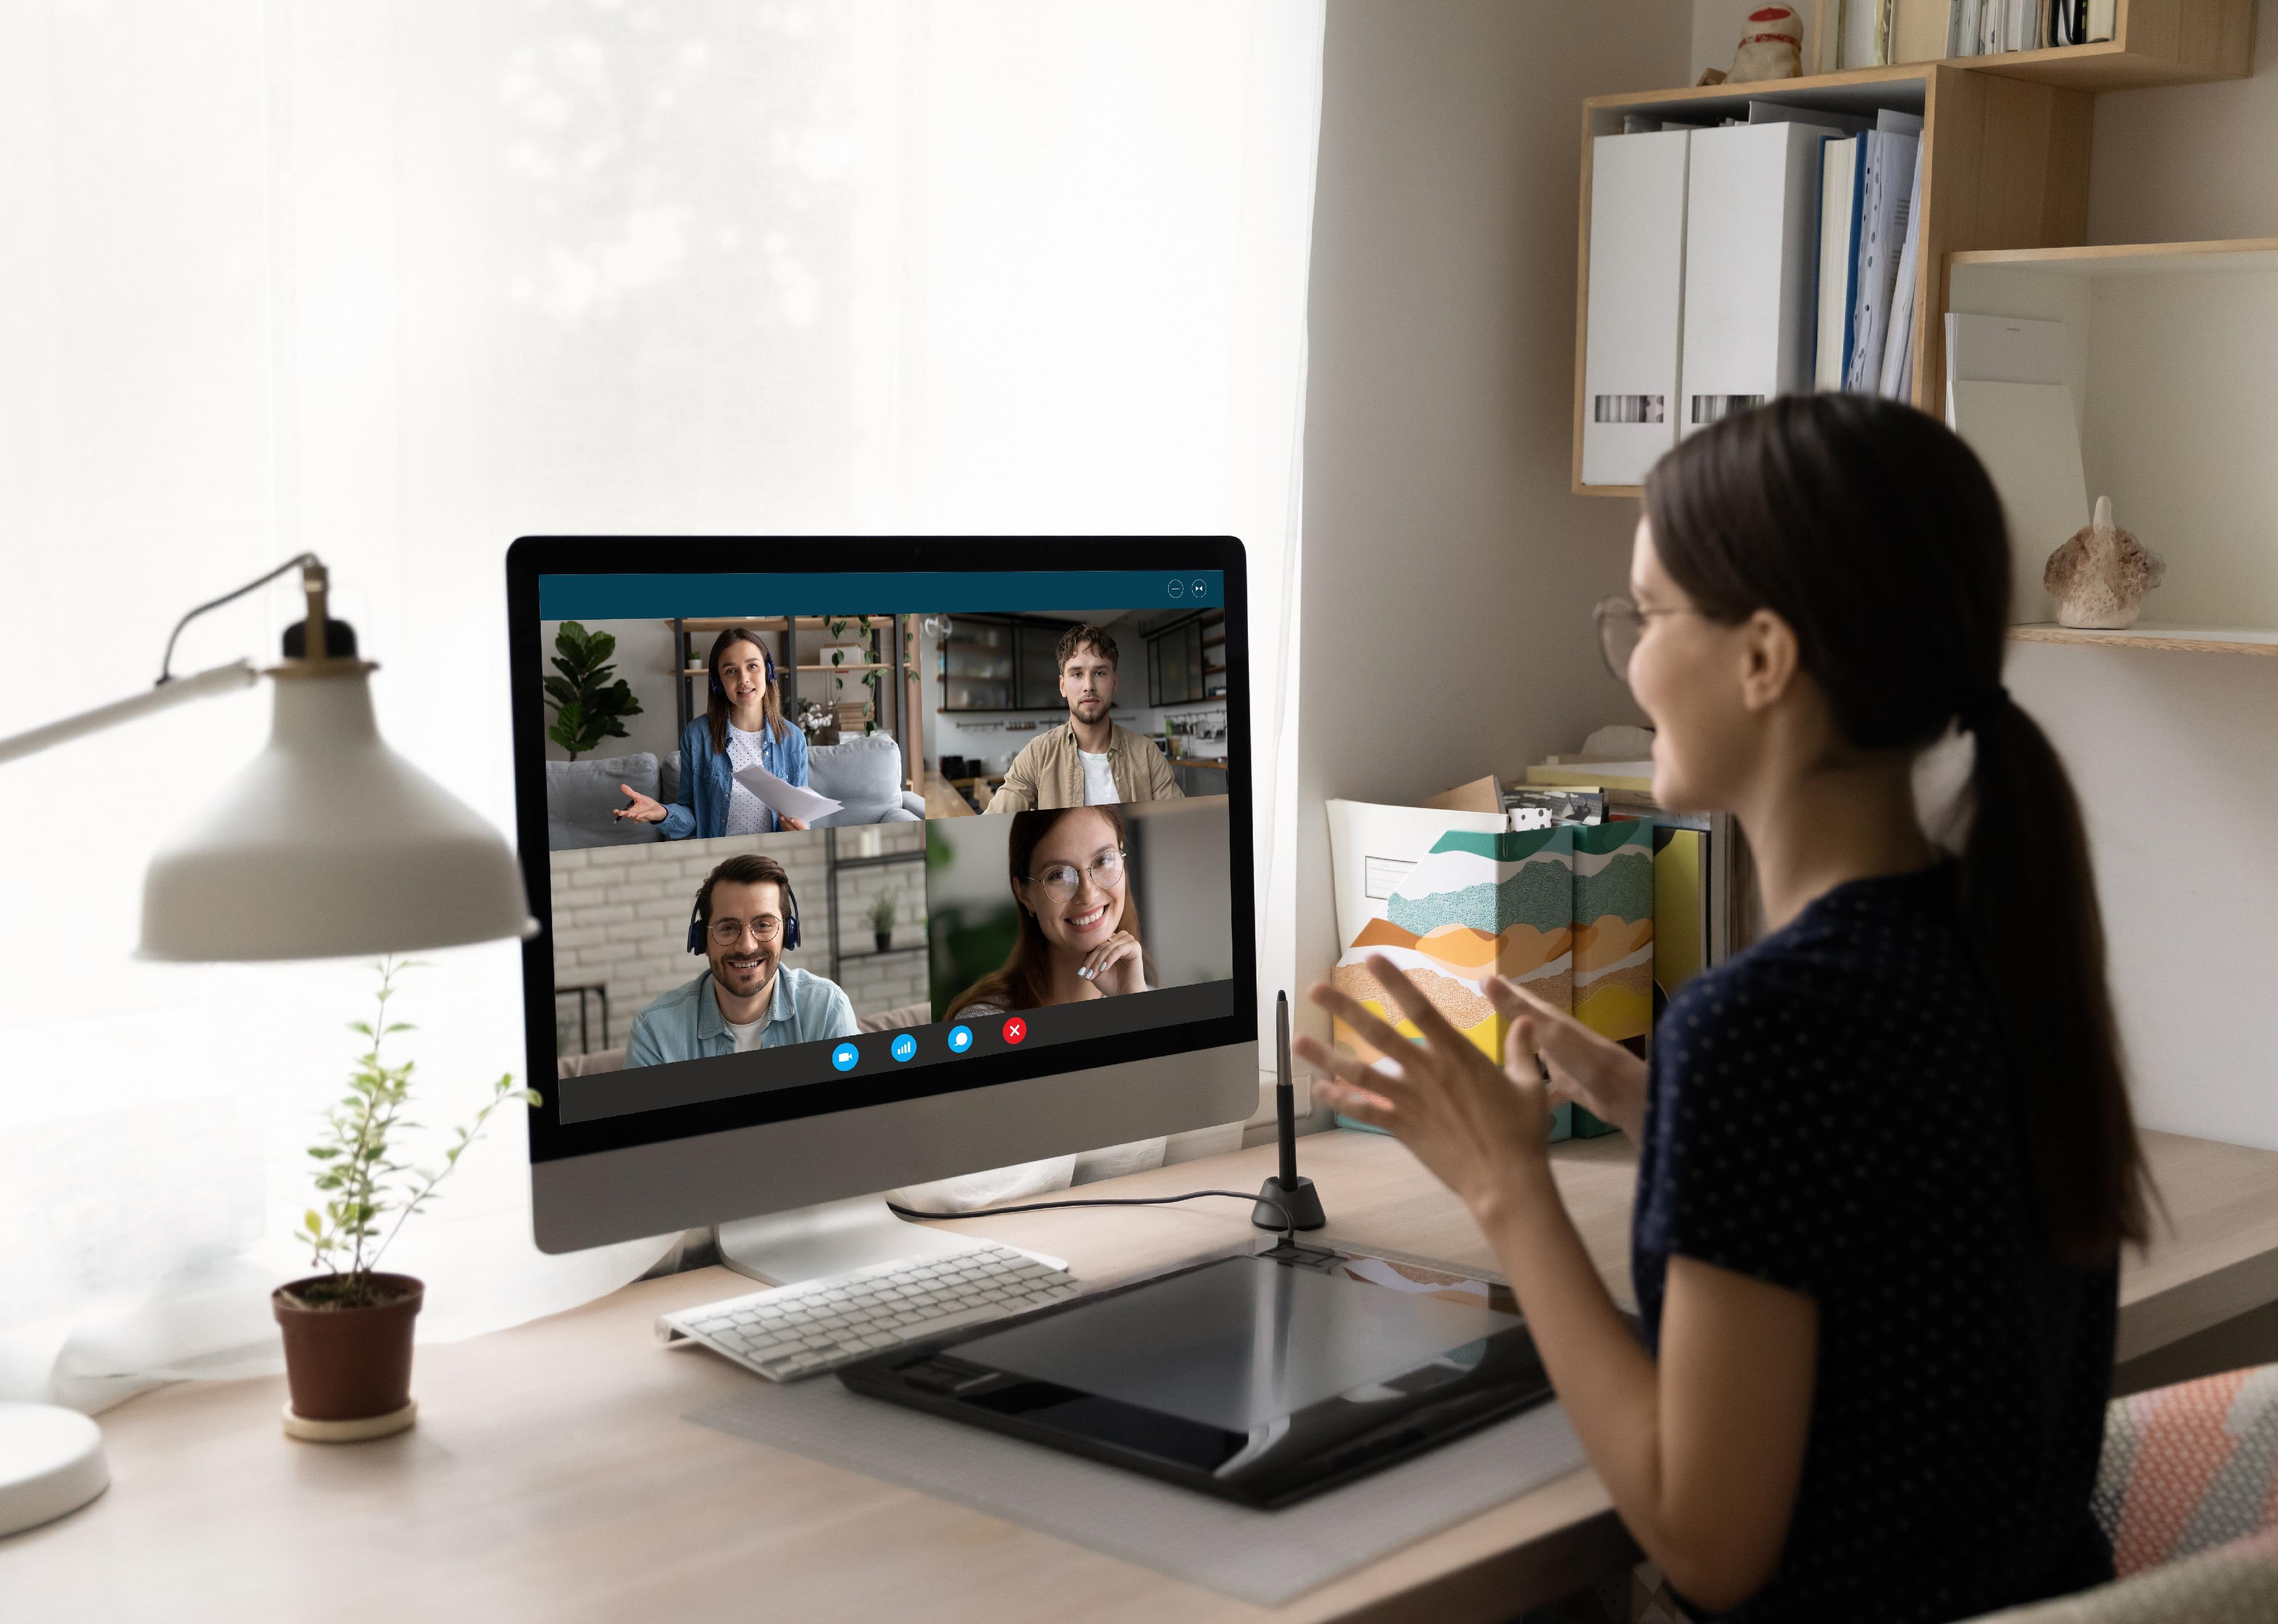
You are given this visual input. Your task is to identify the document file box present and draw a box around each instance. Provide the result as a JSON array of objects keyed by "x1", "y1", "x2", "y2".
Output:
[
  {"x1": 1580, "y1": 130, "x2": 1689, "y2": 487},
  {"x1": 1679, "y1": 123, "x2": 1827, "y2": 438}
]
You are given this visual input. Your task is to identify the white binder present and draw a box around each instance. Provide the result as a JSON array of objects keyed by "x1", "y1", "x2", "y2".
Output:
[
  {"x1": 1679, "y1": 123, "x2": 1828, "y2": 438},
  {"x1": 1580, "y1": 130, "x2": 1689, "y2": 487}
]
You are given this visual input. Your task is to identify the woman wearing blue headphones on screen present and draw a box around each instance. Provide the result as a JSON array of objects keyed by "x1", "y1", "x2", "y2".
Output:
[
  {"x1": 615, "y1": 627, "x2": 812, "y2": 837},
  {"x1": 1299, "y1": 395, "x2": 2148, "y2": 1624}
]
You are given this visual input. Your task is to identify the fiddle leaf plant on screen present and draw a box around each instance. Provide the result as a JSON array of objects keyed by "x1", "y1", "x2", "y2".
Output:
[
  {"x1": 544, "y1": 619, "x2": 643, "y2": 760},
  {"x1": 295, "y1": 958, "x2": 541, "y2": 1308}
]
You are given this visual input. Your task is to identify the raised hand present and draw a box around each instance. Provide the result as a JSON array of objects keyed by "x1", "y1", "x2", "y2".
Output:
[
  {"x1": 1077, "y1": 931, "x2": 1146, "y2": 997},
  {"x1": 1294, "y1": 953, "x2": 1557, "y2": 1219},
  {"x1": 1485, "y1": 976, "x2": 1649, "y2": 1140},
  {"x1": 613, "y1": 784, "x2": 667, "y2": 823}
]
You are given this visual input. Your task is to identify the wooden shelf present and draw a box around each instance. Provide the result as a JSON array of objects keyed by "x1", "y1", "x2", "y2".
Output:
[
  {"x1": 680, "y1": 662, "x2": 895, "y2": 676},
  {"x1": 1909, "y1": 0, "x2": 2255, "y2": 88},
  {"x1": 1572, "y1": 64, "x2": 2093, "y2": 497},
  {"x1": 2009, "y1": 624, "x2": 2278, "y2": 655},
  {"x1": 1950, "y1": 237, "x2": 2278, "y2": 634},
  {"x1": 666, "y1": 617, "x2": 894, "y2": 633},
  {"x1": 1950, "y1": 237, "x2": 2278, "y2": 275}
]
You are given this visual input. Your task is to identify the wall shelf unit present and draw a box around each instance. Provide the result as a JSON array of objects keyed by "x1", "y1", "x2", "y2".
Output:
[
  {"x1": 1864, "y1": 0, "x2": 2256, "y2": 88},
  {"x1": 1573, "y1": 64, "x2": 2093, "y2": 496},
  {"x1": 1948, "y1": 237, "x2": 2278, "y2": 652}
]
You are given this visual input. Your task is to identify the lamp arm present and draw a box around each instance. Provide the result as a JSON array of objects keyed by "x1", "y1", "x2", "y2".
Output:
[
  {"x1": 0, "y1": 659, "x2": 261, "y2": 768},
  {"x1": 158, "y1": 552, "x2": 321, "y2": 684}
]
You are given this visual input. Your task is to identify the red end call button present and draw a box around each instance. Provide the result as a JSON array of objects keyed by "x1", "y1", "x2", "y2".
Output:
[{"x1": 1002, "y1": 1017, "x2": 1027, "y2": 1045}]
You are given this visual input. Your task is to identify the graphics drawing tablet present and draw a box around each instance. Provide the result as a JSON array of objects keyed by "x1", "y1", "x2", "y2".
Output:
[{"x1": 835, "y1": 1244, "x2": 1552, "y2": 1509}]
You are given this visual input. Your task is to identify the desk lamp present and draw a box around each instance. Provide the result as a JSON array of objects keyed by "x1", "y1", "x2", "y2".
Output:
[{"x1": 0, "y1": 554, "x2": 536, "y2": 1537}]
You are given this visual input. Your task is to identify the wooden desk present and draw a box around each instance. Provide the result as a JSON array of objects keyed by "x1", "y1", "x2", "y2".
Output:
[{"x1": 7, "y1": 1128, "x2": 2275, "y2": 1622}]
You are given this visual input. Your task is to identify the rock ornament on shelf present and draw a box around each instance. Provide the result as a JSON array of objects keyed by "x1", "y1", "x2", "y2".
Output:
[
  {"x1": 2044, "y1": 496, "x2": 2166, "y2": 630},
  {"x1": 1728, "y1": 6, "x2": 1804, "y2": 83}
]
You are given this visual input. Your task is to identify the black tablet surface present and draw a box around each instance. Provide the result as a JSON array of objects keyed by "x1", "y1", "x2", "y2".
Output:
[{"x1": 835, "y1": 1243, "x2": 1553, "y2": 1508}]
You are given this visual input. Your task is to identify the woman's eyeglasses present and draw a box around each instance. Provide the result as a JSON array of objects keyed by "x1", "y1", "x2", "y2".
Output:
[
  {"x1": 708, "y1": 915, "x2": 783, "y2": 945},
  {"x1": 1025, "y1": 850, "x2": 1125, "y2": 901},
  {"x1": 1593, "y1": 595, "x2": 1698, "y2": 684}
]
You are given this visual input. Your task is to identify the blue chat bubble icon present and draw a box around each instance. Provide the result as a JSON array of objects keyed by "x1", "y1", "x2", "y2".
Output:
[{"x1": 947, "y1": 1024, "x2": 973, "y2": 1054}]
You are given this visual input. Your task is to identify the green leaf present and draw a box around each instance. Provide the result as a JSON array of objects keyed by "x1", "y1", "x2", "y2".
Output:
[{"x1": 308, "y1": 1146, "x2": 340, "y2": 1160}]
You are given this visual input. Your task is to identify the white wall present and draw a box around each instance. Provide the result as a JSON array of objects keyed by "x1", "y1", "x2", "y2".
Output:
[
  {"x1": 2014, "y1": 0, "x2": 2278, "y2": 1148},
  {"x1": 1293, "y1": 2, "x2": 1690, "y2": 1044}
]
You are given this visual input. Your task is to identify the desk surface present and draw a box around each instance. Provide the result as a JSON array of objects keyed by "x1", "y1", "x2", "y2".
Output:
[{"x1": 6, "y1": 1127, "x2": 2274, "y2": 1622}]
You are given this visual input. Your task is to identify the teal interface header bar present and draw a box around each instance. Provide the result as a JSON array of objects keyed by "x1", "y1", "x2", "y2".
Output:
[{"x1": 538, "y1": 571, "x2": 1226, "y2": 621}]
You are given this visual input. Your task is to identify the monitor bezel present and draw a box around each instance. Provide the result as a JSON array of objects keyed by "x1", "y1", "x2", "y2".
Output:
[{"x1": 505, "y1": 534, "x2": 1256, "y2": 1168}]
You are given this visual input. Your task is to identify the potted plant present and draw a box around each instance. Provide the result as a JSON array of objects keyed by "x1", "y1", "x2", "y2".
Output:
[
  {"x1": 869, "y1": 888, "x2": 899, "y2": 953},
  {"x1": 273, "y1": 960, "x2": 538, "y2": 1442},
  {"x1": 541, "y1": 619, "x2": 643, "y2": 760},
  {"x1": 796, "y1": 697, "x2": 836, "y2": 745}
]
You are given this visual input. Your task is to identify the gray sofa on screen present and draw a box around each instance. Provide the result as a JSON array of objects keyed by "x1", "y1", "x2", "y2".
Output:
[{"x1": 546, "y1": 752, "x2": 665, "y2": 851}]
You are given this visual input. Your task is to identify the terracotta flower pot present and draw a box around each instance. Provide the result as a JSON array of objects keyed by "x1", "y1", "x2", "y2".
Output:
[{"x1": 272, "y1": 1273, "x2": 423, "y2": 1439}]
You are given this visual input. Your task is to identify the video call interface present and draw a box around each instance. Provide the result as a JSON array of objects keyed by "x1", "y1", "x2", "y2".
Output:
[{"x1": 537, "y1": 569, "x2": 1237, "y2": 1129}]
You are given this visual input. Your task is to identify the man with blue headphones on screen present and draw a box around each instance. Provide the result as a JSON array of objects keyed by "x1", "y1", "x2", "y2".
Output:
[{"x1": 623, "y1": 853, "x2": 858, "y2": 1067}]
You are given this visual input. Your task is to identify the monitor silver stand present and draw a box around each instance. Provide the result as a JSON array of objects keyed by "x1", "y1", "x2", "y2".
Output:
[{"x1": 713, "y1": 1193, "x2": 996, "y2": 1288}]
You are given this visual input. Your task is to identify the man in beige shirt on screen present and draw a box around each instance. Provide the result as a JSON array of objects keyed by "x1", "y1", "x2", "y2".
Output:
[{"x1": 984, "y1": 623, "x2": 1184, "y2": 813}]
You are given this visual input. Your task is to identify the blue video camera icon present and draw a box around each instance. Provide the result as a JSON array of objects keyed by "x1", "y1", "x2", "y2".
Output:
[{"x1": 831, "y1": 1042, "x2": 860, "y2": 1072}]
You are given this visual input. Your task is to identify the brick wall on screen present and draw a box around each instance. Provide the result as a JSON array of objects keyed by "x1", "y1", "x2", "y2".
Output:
[
  {"x1": 823, "y1": 825, "x2": 930, "y2": 1015},
  {"x1": 546, "y1": 825, "x2": 928, "y2": 1056}
]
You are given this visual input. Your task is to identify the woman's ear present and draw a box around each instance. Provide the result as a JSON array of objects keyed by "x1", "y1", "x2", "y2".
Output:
[{"x1": 1737, "y1": 607, "x2": 1803, "y2": 715}]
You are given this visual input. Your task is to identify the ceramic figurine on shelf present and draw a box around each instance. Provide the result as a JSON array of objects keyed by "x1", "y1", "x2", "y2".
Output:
[
  {"x1": 2044, "y1": 496, "x2": 2166, "y2": 630},
  {"x1": 1728, "y1": 5, "x2": 1805, "y2": 82}
]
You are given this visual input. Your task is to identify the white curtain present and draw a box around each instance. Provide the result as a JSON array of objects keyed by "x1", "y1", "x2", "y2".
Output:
[{"x1": 0, "y1": 0, "x2": 1320, "y2": 1410}]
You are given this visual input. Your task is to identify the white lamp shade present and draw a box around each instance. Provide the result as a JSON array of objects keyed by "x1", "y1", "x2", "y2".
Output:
[{"x1": 140, "y1": 672, "x2": 537, "y2": 961}]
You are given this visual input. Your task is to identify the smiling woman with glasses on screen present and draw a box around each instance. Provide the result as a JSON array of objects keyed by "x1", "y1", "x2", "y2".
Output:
[
  {"x1": 945, "y1": 806, "x2": 1150, "y2": 1021},
  {"x1": 1299, "y1": 394, "x2": 2148, "y2": 1624}
]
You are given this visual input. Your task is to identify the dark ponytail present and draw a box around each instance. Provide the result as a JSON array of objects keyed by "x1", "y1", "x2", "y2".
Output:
[{"x1": 1642, "y1": 394, "x2": 2148, "y2": 1264}]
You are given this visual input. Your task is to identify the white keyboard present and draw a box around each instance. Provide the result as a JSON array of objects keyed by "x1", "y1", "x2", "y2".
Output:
[{"x1": 656, "y1": 1242, "x2": 1083, "y2": 1382}]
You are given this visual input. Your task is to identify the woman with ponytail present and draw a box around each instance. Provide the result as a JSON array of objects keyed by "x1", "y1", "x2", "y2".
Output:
[{"x1": 1298, "y1": 394, "x2": 2146, "y2": 1623}]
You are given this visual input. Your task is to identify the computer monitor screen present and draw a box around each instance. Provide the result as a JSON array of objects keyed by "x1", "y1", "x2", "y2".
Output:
[{"x1": 508, "y1": 539, "x2": 1257, "y2": 1252}]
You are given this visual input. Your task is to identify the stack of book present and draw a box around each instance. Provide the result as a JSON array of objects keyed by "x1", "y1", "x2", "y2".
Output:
[
  {"x1": 1944, "y1": 0, "x2": 2113, "y2": 55},
  {"x1": 1812, "y1": 108, "x2": 1922, "y2": 401}
]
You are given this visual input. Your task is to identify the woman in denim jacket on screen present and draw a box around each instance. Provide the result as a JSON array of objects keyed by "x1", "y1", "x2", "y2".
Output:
[{"x1": 615, "y1": 627, "x2": 811, "y2": 838}]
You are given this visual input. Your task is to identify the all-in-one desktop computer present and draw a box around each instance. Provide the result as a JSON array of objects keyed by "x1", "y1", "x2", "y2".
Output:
[
  {"x1": 509, "y1": 538, "x2": 1260, "y2": 1279},
  {"x1": 507, "y1": 537, "x2": 1550, "y2": 1507}
]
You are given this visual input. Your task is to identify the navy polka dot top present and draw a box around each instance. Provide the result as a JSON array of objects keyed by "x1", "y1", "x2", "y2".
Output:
[{"x1": 1632, "y1": 862, "x2": 2117, "y2": 1623}]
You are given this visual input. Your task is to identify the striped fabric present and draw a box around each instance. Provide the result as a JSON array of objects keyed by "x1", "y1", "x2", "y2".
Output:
[
  {"x1": 1966, "y1": 1365, "x2": 2278, "y2": 1622},
  {"x1": 2095, "y1": 1362, "x2": 2278, "y2": 1574}
]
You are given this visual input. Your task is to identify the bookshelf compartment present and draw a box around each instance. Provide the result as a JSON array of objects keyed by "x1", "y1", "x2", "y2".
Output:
[
  {"x1": 1846, "y1": 0, "x2": 2255, "y2": 88},
  {"x1": 1572, "y1": 66, "x2": 2091, "y2": 498},
  {"x1": 1949, "y1": 239, "x2": 2278, "y2": 648}
]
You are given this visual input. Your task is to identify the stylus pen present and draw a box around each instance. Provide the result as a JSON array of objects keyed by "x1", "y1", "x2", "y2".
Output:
[{"x1": 1277, "y1": 990, "x2": 1298, "y2": 1193}]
